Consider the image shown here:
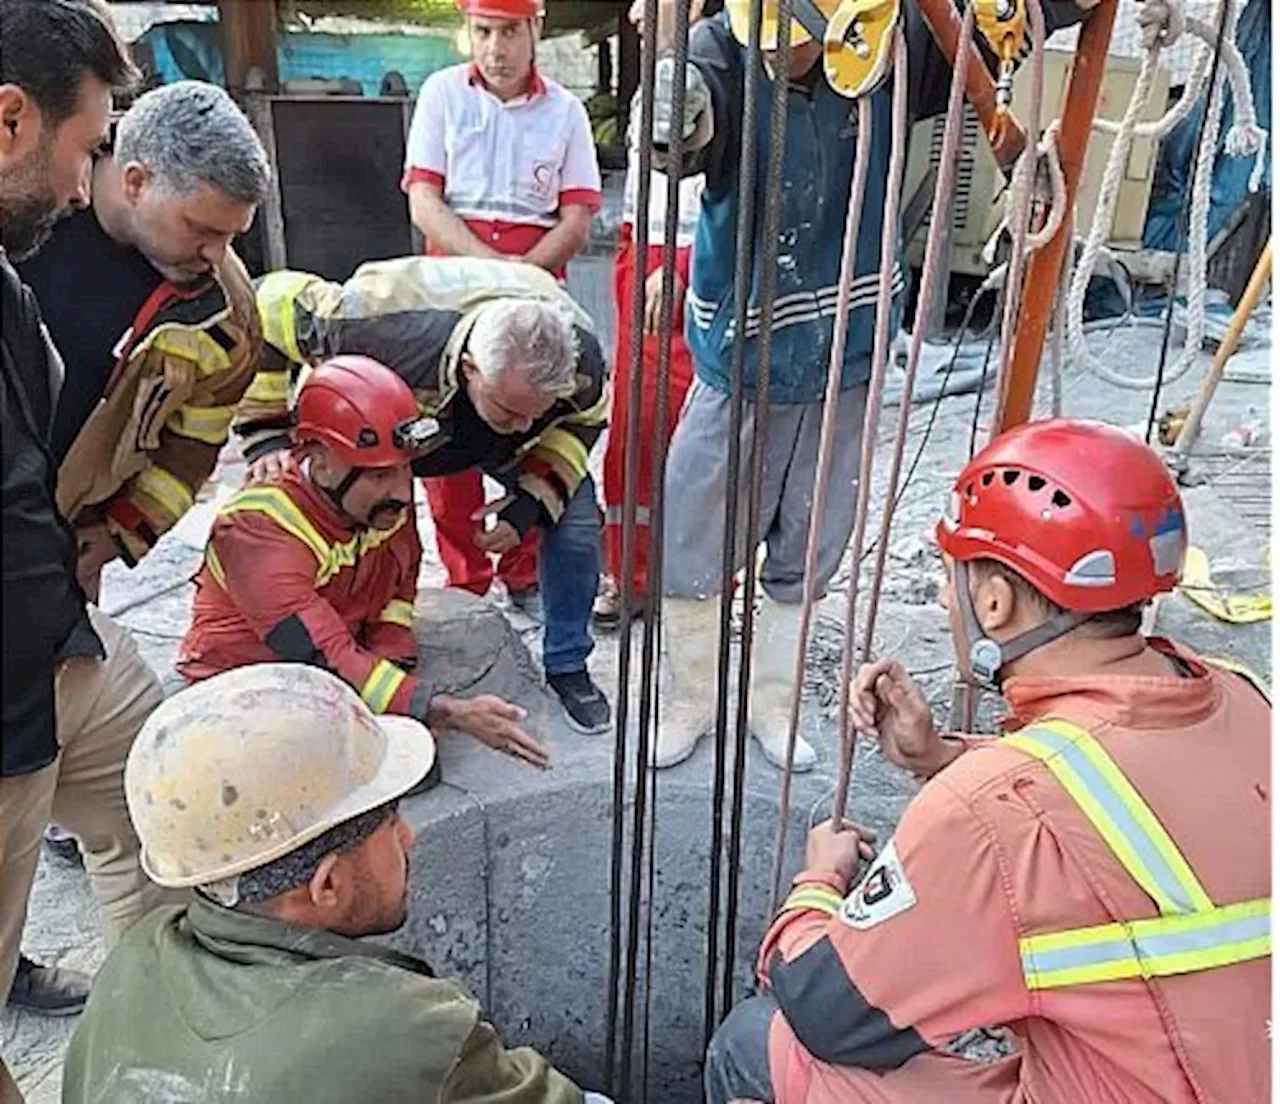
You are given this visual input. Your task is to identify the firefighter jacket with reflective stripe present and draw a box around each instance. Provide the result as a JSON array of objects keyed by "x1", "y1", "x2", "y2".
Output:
[
  {"x1": 757, "y1": 638, "x2": 1270, "y2": 1104},
  {"x1": 55, "y1": 250, "x2": 261, "y2": 566},
  {"x1": 239, "y1": 256, "x2": 608, "y2": 534},
  {"x1": 62, "y1": 897, "x2": 586, "y2": 1104},
  {"x1": 177, "y1": 468, "x2": 429, "y2": 719}
]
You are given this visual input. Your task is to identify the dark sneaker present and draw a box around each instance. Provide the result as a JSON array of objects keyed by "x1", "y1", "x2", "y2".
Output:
[
  {"x1": 547, "y1": 669, "x2": 612, "y2": 734},
  {"x1": 7, "y1": 955, "x2": 91, "y2": 1017},
  {"x1": 42, "y1": 824, "x2": 82, "y2": 867},
  {"x1": 508, "y1": 585, "x2": 545, "y2": 623}
]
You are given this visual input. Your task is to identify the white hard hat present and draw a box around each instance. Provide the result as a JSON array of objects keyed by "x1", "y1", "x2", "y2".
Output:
[{"x1": 126, "y1": 663, "x2": 435, "y2": 888}]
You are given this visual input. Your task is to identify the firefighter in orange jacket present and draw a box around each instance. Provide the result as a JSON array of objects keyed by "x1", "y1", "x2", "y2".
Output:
[
  {"x1": 178, "y1": 356, "x2": 550, "y2": 768},
  {"x1": 705, "y1": 420, "x2": 1270, "y2": 1104}
]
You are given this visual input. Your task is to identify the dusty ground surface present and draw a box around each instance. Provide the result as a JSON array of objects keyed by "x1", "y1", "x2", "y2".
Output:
[{"x1": 3, "y1": 292, "x2": 1271, "y2": 1100}]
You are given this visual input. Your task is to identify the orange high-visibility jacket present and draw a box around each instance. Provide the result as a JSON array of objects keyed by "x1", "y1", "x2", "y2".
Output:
[
  {"x1": 760, "y1": 640, "x2": 1271, "y2": 1104},
  {"x1": 178, "y1": 468, "x2": 426, "y2": 719}
]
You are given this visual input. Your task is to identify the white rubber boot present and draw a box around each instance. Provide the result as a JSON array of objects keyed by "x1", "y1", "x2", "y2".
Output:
[
  {"x1": 749, "y1": 596, "x2": 817, "y2": 772},
  {"x1": 652, "y1": 597, "x2": 720, "y2": 768}
]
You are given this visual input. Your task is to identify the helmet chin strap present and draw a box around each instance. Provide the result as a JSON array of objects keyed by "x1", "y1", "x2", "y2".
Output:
[
  {"x1": 320, "y1": 466, "x2": 367, "y2": 525},
  {"x1": 953, "y1": 560, "x2": 1092, "y2": 689}
]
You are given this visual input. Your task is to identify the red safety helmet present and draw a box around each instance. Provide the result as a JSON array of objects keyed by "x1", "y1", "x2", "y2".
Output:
[
  {"x1": 937, "y1": 420, "x2": 1187, "y2": 684},
  {"x1": 293, "y1": 355, "x2": 435, "y2": 468},
  {"x1": 456, "y1": 0, "x2": 543, "y2": 19}
]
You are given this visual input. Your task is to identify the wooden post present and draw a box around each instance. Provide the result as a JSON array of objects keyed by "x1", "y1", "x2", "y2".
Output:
[
  {"x1": 993, "y1": 0, "x2": 1119, "y2": 434},
  {"x1": 1172, "y1": 238, "x2": 1272, "y2": 457},
  {"x1": 218, "y1": 0, "x2": 280, "y2": 94}
]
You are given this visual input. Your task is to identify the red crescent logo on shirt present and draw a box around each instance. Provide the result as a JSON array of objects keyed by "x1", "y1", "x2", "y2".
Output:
[{"x1": 531, "y1": 160, "x2": 556, "y2": 201}]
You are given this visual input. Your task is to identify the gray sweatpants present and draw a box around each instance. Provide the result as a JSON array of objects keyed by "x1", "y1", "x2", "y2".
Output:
[{"x1": 663, "y1": 379, "x2": 868, "y2": 603}]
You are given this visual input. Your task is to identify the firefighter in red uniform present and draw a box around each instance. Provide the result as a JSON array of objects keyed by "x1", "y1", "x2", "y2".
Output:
[
  {"x1": 705, "y1": 419, "x2": 1270, "y2": 1104},
  {"x1": 178, "y1": 356, "x2": 549, "y2": 769}
]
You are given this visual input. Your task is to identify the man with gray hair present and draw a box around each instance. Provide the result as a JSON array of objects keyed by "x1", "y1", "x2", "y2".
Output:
[
  {"x1": 18, "y1": 78, "x2": 270, "y2": 602},
  {"x1": 230, "y1": 255, "x2": 611, "y2": 734}
]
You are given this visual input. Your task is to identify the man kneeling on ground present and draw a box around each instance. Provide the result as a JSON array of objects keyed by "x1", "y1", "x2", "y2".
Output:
[
  {"x1": 705, "y1": 420, "x2": 1270, "y2": 1104},
  {"x1": 62, "y1": 663, "x2": 612, "y2": 1102},
  {"x1": 178, "y1": 355, "x2": 549, "y2": 768}
]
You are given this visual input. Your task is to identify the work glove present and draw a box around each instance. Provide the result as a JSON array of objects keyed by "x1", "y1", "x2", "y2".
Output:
[
  {"x1": 632, "y1": 56, "x2": 712, "y2": 148},
  {"x1": 1135, "y1": 0, "x2": 1184, "y2": 49}
]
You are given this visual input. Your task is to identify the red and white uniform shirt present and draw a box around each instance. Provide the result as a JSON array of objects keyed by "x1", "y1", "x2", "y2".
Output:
[{"x1": 403, "y1": 62, "x2": 602, "y2": 256}]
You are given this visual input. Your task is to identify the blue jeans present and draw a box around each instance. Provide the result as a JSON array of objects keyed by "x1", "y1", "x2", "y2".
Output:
[{"x1": 536, "y1": 475, "x2": 600, "y2": 677}]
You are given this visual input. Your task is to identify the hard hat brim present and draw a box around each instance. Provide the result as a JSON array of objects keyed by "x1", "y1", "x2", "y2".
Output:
[{"x1": 141, "y1": 714, "x2": 437, "y2": 889}]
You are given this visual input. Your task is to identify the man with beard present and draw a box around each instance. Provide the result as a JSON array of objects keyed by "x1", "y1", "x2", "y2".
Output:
[
  {"x1": 17, "y1": 78, "x2": 269, "y2": 604},
  {"x1": 178, "y1": 355, "x2": 551, "y2": 769},
  {"x1": 62, "y1": 663, "x2": 611, "y2": 1103},
  {"x1": 0, "y1": 0, "x2": 164, "y2": 1084}
]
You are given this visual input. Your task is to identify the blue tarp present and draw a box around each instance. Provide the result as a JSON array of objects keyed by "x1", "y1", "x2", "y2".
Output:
[
  {"x1": 137, "y1": 20, "x2": 459, "y2": 97},
  {"x1": 1142, "y1": 0, "x2": 1271, "y2": 249}
]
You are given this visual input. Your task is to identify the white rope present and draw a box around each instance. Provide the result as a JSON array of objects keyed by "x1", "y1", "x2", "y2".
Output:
[
  {"x1": 981, "y1": 119, "x2": 1067, "y2": 266},
  {"x1": 1068, "y1": 0, "x2": 1266, "y2": 391}
]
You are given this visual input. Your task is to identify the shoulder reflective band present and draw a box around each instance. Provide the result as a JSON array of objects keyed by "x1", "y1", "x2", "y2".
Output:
[
  {"x1": 1004, "y1": 719, "x2": 1214, "y2": 916},
  {"x1": 1021, "y1": 898, "x2": 1270, "y2": 990},
  {"x1": 1008, "y1": 718, "x2": 1271, "y2": 991},
  {"x1": 220, "y1": 487, "x2": 405, "y2": 589},
  {"x1": 360, "y1": 658, "x2": 407, "y2": 715}
]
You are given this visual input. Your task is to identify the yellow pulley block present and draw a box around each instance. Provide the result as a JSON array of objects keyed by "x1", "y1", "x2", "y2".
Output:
[
  {"x1": 823, "y1": 0, "x2": 900, "y2": 98},
  {"x1": 973, "y1": 0, "x2": 1026, "y2": 118}
]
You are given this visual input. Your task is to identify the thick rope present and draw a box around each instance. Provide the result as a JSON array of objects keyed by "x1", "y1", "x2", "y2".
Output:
[
  {"x1": 1068, "y1": 0, "x2": 1265, "y2": 391},
  {"x1": 771, "y1": 93, "x2": 874, "y2": 904},
  {"x1": 827, "y1": 9, "x2": 975, "y2": 842}
]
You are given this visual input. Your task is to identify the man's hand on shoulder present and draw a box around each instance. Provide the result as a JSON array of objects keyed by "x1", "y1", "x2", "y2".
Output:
[{"x1": 244, "y1": 448, "x2": 294, "y2": 486}]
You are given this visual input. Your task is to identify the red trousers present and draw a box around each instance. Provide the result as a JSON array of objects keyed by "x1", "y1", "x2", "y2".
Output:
[
  {"x1": 602, "y1": 229, "x2": 695, "y2": 600},
  {"x1": 424, "y1": 472, "x2": 540, "y2": 595}
]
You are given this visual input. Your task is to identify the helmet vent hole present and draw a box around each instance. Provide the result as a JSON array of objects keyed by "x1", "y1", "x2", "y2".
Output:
[
  {"x1": 1027, "y1": 475, "x2": 1046, "y2": 492},
  {"x1": 965, "y1": 482, "x2": 974, "y2": 497},
  {"x1": 981, "y1": 472, "x2": 995, "y2": 486},
  {"x1": 1002, "y1": 470, "x2": 1019, "y2": 485},
  {"x1": 1052, "y1": 490, "x2": 1071, "y2": 508},
  {"x1": 356, "y1": 428, "x2": 379, "y2": 448}
]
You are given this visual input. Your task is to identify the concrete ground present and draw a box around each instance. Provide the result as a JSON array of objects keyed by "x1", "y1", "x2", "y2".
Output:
[{"x1": 3, "y1": 306, "x2": 1271, "y2": 1100}]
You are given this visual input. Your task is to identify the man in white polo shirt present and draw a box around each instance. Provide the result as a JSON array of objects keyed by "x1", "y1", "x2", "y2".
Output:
[{"x1": 402, "y1": 0, "x2": 602, "y2": 616}]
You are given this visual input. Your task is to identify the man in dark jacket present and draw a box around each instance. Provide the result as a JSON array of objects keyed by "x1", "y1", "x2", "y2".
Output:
[{"x1": 0, "y1": 0, "x2": 165, "y2": 1070}]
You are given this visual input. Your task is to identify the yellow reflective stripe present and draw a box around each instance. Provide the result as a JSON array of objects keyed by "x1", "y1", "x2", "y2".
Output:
[
  {"x1": 1005, "y1": 720, "x2": 1214, "y2": 915},
  {"x1": 165, "y1": 403, "x2": 237, "y2": 445},
  {"x1": 205, "y1": 545, "x2": 226, "y2": 588},
  {"x1": 132, "y1": 466, "x2": 195, "y2": 522},
  {"x1": 360, "y1": 658, "x2": 406, "y2": 714},
  {"x1": 379, "y1": 598, "x2": 416, "y2": 628},
  {"x1": 242, "y1": 368, "x2": 291, "y2": 405},
  {"x1": 146, "y1": 326, "x2": 232, "y2": 375},
  {"x1": 220, "y1": 488, "x2": 406, "y2": 588},
  {"x1": 781, "y1": 884, "x2": 843, "y2": 916},
  {"x1": 1203, "y1": 655, "x2": 1272, "y2": 703},
  {"x1": 221, "y1": 487, "x2": 331, "y2": 570},
  {"x1": 1021, "y1": 898, "x2": 1270, "y2": 990},
  {"x1": 257, "y1": 271, "x2": 323, "y2": 364},
  {"x1": 536, "y1": 426, "x2": 590, "y2": 477}
]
